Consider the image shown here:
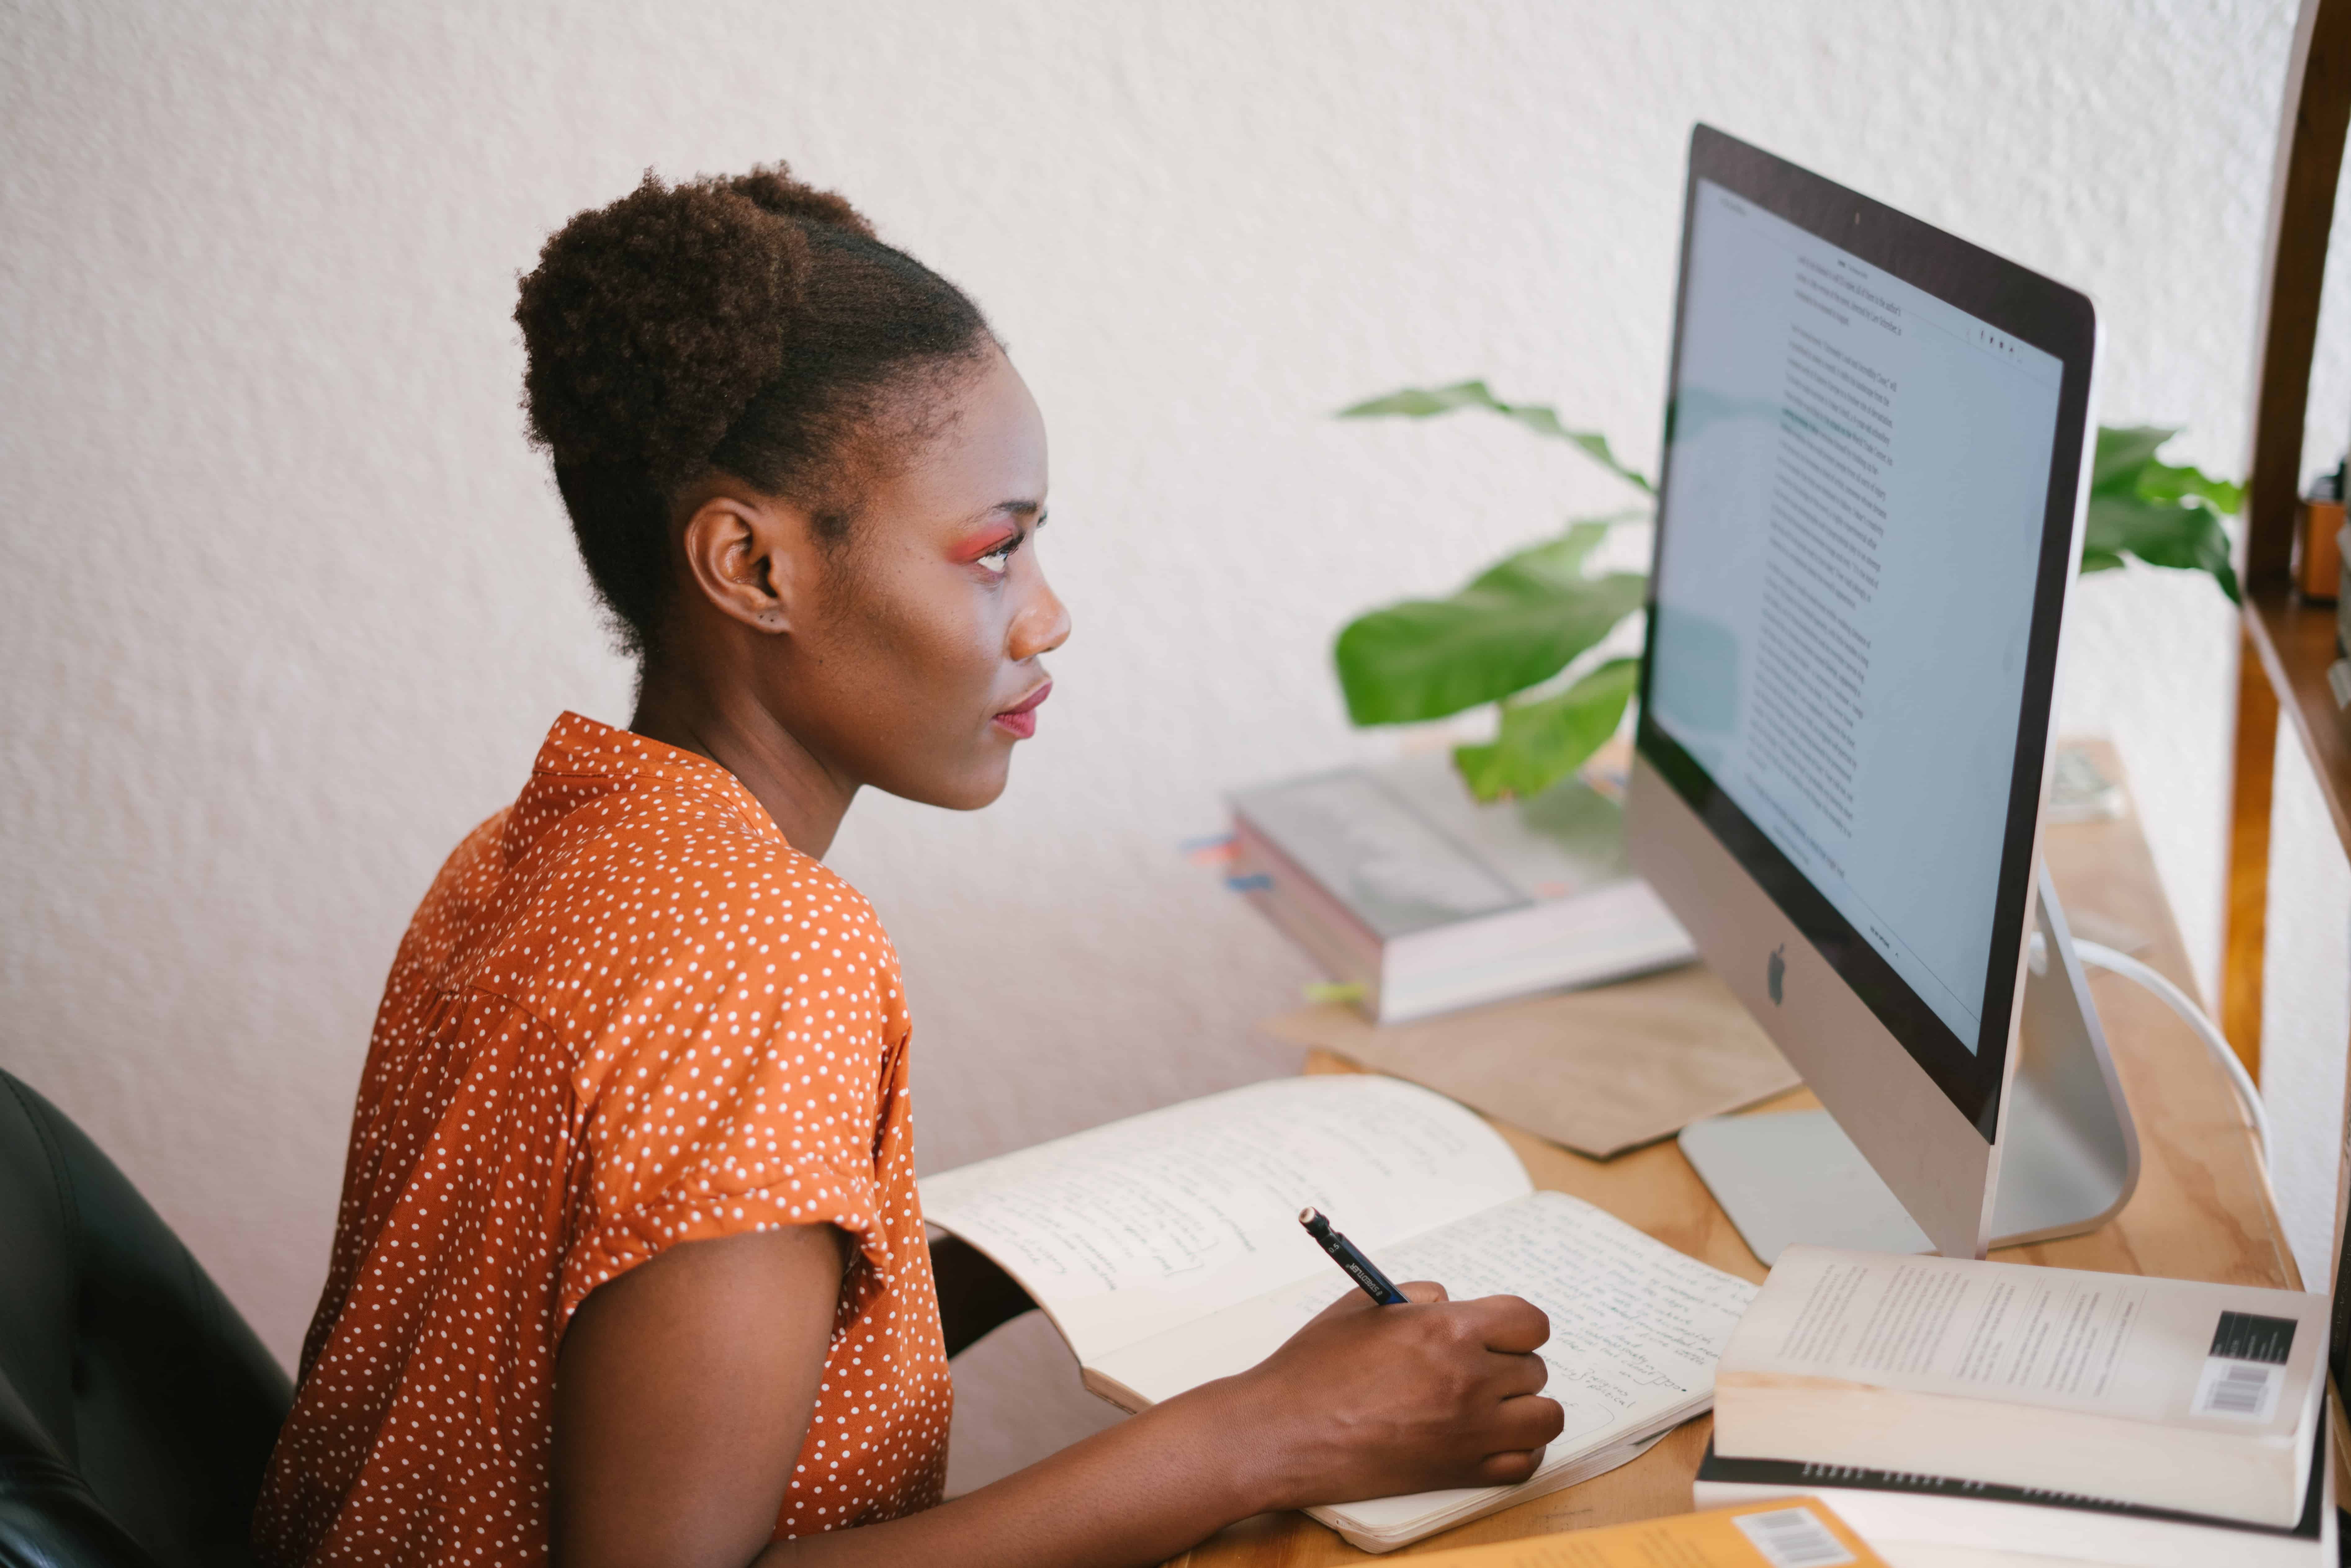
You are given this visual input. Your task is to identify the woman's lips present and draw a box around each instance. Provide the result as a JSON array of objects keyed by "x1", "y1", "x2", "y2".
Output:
[{"x1": 992, "y1": 680, "x2": 1051, "y2": 740}]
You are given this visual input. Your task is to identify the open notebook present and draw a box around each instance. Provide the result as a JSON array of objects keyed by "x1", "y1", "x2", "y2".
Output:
[{"x1": 919, "y1": 1076, "x2": 1758, "y2": 1552}]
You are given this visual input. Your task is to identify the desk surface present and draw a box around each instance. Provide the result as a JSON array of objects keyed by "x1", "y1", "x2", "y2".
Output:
[{"x1": 1166, "y1": 744, "x2": 2296, "y2": 1566}]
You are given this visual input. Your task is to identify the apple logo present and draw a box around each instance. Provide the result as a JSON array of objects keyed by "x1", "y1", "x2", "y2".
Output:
[{"x1": 1767, "y1": 944, "x2": 1786, "y2": 1005}]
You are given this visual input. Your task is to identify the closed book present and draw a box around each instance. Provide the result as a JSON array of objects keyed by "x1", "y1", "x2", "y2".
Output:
[
  {"x1": 1228, "y1": 754, "x2": 1693, "y2": 1023},
  {"x1": 1712, "y1": 1246, "x2": 2328, "y2": 1530},
  {"x1": 1694, "y1": 1435, "x2": 2332, "y2": 1568}
]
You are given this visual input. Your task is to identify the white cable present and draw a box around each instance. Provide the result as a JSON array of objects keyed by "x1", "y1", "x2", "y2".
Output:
[{"x1": 2072, "y1": 938, "x2": 2269, "y2": 1165}]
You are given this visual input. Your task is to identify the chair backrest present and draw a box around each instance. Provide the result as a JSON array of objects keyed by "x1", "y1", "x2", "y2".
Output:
[{"x1": 0, "y1": 1070, "x2": 292, "y2": 1568}]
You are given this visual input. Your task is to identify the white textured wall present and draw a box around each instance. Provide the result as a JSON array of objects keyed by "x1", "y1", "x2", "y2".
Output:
[
  {"x1": 3, "y1": 0, "x2": 2340, "y2": 1489},
  {"x1": 2263, "y1": 726, "x2": 2351, "y2": 1291}
]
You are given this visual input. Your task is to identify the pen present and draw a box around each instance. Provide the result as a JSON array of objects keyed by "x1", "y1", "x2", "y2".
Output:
[{"x1": 1299, "y1": 1206, "x2": 1409, "y2": 1306}]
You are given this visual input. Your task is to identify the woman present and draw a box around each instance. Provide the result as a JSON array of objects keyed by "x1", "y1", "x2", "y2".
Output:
[{"x1": 255, "y1": 165, "x2": 1563, "y2": 1568}]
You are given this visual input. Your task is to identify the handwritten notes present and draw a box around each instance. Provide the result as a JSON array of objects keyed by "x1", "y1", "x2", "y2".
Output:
[
  {"x1": 1097, "y1": 1191, "x2": 1753, "y2": 1441},
  {"x1": 1088, "y1": 1190, "x2": 1756, "y2": 1537},
  {"x1": 1389, "y1": 1194, "x2": 1759, "y2": 1443}
]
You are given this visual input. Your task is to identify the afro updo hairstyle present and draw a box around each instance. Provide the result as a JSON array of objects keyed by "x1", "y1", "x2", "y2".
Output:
[{"x1": 516, "y1": 164, "x2": 994, "y2": 658}]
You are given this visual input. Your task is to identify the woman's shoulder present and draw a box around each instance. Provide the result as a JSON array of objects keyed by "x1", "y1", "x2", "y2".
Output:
[
  {"x1": 382, "y1": 807, "x2": 517, "y2": 989},
  {"x1": 587, "y1": 783, "x2": 896, "y2": 962},
  {"x1": 497, "y1": 714, "x2": 896, "y2": 971},
  {"x1": 518, "y1": 783, "x2": 905, "y2": 1049},
  {"x1": 552, "y1": 823, "x2": 909, "y2": 1146}
]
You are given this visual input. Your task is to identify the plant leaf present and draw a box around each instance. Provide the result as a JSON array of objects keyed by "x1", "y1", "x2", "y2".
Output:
[
  {"x1": 2094, "y1": 424, "x2": 2247, "y2": 514},
  {"x1": 1463, "y1": 521, "x2": 1610, "y2": 594},
  {"x1": 1334, "y1": 527, "x2": 1647, "y2": 724},
  {"x1": 2091, "y1": 426, "x2": 2177, "y2": 493},
  {"x1": 2083, "y1": 492, "x2": 2241, "y2": 604},
  {"x1": 1339, "y1": 380, "x2": 1655, "y2": 494},
  {"x1": 2081, "y1": 425, "x2": 2245, "y2": 603},
  {"x1": 2135, "y1": 459, "x2": 2246, "y2": 515},
  {"x1": 1452, "y1": 659, "x2": 1640, "y2": 801}
]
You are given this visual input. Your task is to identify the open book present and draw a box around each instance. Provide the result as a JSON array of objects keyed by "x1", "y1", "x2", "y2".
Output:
[{"x1": 918, "y1": 1076, "x2": 1758, "y2": 1552}]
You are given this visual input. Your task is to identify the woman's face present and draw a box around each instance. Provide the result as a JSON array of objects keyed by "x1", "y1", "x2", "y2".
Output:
[{"x1": 767, "y1": 350, "x2": 1068, "y2": 811}]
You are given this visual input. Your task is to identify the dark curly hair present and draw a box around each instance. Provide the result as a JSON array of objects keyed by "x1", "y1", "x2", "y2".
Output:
[{"x1": 515, "y1": 164, "x2": 994, "y2": 657}]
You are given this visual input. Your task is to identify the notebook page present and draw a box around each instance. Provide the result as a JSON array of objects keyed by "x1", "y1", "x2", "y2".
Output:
[
  {"x1": 920, "y1": 1076, "x2": 1531, "y2": 1364},
  {"x1": 1088, "y1": 1190, "x2": 1757, "y2": 1534}
]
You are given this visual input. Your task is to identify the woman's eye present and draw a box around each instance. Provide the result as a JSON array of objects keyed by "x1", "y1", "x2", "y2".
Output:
[{"x1": 976, "y1": 547, "x2": 1011, "y2": 576}]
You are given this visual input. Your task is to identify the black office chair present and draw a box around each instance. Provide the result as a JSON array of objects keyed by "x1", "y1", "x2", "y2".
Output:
[{"x1": 0, "y1": 1068, "x2": 291, "y2": 1568}]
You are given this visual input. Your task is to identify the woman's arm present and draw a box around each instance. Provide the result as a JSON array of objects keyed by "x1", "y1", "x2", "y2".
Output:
[
  {"x1": 929, "y1": 1234, "x2": 1037, "y2": 1356},
  {"x1": 553, "y1": 1225, "x2": 1562, "y2": 1568},
  {"x1": 551, "y1": 1226, "x2": 847, "y2": 1568}
]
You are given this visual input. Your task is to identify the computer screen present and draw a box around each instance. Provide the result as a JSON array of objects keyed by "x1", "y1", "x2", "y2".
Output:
[{"x1": 1639, "y1": 155, "x2": 2088, "y2": 1130}]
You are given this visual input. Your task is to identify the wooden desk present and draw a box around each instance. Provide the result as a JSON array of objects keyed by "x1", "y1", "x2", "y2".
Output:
[{"x1": 1167, "y1": 745, "x2": 2296, "y2": 1566}]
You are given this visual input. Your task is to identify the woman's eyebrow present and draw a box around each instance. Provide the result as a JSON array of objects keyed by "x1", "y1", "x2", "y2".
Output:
[{"x1": 953, "y1": 500, "x2": 1043, "y2": 540}]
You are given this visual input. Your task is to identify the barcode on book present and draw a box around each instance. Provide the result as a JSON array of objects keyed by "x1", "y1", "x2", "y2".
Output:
[
  {"x1": 1731, "y1": 1506, "x2": 1854, "y2": 1568},
  {"x1": 2194, "y1": 1355, "x2": 2282, "y2": 1421}
]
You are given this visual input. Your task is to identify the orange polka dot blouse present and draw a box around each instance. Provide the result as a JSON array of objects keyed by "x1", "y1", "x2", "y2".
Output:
[{"x1": 255, "y1": 712, "x2": 952, "y2": 1568}]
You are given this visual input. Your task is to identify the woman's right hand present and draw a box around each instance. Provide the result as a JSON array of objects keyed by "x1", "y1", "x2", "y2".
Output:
[{"x1": 1212, "y1": 1281, "x2": 1565, "y2": 1512}]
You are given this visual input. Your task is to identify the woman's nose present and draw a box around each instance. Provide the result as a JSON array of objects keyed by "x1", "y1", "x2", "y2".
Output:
[{"x1": 1010, "y1": 571, "x2": 1072, "y2": 662}]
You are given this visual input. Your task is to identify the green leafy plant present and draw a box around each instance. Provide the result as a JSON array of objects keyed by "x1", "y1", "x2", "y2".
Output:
[{"x1": 1335, "y1": 380, "x2": 2247, "y2": 803}]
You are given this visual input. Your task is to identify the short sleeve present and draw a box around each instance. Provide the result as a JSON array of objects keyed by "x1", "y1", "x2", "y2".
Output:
[{"x1": 556, "y1": 879, "x2": 908, "y2": 1333}]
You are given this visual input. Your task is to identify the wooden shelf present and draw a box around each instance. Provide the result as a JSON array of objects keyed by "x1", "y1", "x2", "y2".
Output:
[
  {"x1": 2246, "y1": 580, "x2": 2351, "y2": 853},
  {"x1": 2222, "y1": 0, "x2": 2351, "y2": 1066}
]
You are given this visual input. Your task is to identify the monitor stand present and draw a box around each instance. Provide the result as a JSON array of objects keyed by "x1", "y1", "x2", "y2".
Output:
[{"x1": 1677, "y1": 864, "x2": 2141, "y2": 1264}]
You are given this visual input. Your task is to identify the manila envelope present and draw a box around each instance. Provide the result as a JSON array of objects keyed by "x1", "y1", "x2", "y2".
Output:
[{"x1": 1259, "y1": 965, "x2": 1798, "y2": 1159}]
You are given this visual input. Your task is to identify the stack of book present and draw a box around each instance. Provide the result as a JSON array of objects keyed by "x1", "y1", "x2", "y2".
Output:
[
  {"x1": 1694, "y1": 1246, "x2": 2336, "y2": 1566},
  {"x1": 1227, "y1": 753, "x2": 1693, "y2": 1023}
]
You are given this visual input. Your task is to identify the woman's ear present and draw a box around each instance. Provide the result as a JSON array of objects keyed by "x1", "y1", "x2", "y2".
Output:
[{"x1": 675, "y1": 487, "x2": 815, "y2": 635}]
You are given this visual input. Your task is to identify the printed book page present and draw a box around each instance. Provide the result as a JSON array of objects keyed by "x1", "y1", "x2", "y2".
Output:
[
  {"x1": 1089, "y1": 1191, "x2": 1758, "y2": 1533},
  {"x1": 918, "y1": 1076, "x2": 1532, "y2": 1364},
  {"x1": 1725, "y1": 1247, "x2": 2324, "y2": 1437}
]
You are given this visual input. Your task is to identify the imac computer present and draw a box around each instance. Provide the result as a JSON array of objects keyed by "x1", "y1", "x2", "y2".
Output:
[{"x1": 1626, "y1": 126, "x2": 2138, "y2": 1263}]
